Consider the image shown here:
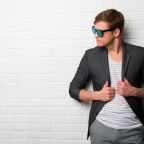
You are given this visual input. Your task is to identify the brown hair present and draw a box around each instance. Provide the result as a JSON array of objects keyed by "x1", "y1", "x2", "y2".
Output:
[{"x1": 94, "y1": 9, "x2": 125, "y2": 34}]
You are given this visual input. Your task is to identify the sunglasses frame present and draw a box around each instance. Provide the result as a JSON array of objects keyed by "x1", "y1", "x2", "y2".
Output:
[{"x1": 92, "y1": 26, "x2": 115, "y2": 37}]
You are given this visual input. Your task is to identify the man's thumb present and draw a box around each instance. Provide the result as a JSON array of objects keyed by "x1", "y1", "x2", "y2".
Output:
[{"x1": 104, "y1": 80, "x2": 108, "y2": 87}]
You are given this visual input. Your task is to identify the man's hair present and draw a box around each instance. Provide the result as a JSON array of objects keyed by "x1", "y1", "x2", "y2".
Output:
[{"x1": 94, "y1": 9, "x2": 125, "y2": 34}]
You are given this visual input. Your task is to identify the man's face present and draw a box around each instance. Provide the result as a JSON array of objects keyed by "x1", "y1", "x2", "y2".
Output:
[{"x1": 94, "y1": 21, "x2": 115, "y2": 48}]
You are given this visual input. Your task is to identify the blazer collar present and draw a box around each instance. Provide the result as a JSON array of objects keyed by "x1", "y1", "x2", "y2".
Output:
[{"x1": 99, "y1": 39, "x2": 131, "y2": 86}]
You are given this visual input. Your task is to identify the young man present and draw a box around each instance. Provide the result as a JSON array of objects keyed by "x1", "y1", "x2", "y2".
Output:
[{"x1": 69, "y1": 9, "x2": 144, "y2": 144}]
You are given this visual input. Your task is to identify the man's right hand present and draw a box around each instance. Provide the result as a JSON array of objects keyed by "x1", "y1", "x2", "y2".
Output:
[{"x1": 95, "y1": 80, "x2": 116, "y2": 101}]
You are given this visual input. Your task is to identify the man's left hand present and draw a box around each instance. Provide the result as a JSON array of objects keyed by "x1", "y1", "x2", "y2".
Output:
[{"x1": 117, "y1": 77, "x2": 138, "y2": 97}]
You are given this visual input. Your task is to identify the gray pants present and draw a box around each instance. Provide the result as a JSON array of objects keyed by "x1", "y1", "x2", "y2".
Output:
[{"x1": 90, "y1": 118, "x2": 144, "y2": 144}]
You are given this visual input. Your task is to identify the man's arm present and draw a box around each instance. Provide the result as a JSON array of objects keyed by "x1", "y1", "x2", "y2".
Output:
[
  {"x1": 69, "y1": 50, "x2": 98, "y2": 102},
  {"x1": 134, "y1": 64, "x2": 144, "y2": 98},
  {"x1": 79, "y1": 89, "x2": 100, "y2": 102},
  {"x1": 134, "y1": 87, "x2": 144, "y2": 98}
]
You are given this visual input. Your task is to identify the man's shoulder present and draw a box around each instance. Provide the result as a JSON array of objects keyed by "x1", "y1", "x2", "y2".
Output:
[
  {"x1": 85, "y1": 46, "x2": 100, "y2": 54},
  {"x1": 126, "y1": 42, "x2": 144, "y2": 52}
]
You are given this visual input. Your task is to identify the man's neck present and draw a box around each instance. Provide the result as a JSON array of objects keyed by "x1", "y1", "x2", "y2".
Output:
[{"x1": 107, "y1": 39, "x2": 122, "y2": 55}]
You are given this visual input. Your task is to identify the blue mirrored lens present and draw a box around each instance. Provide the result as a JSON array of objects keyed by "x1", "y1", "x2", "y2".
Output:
[
  {"x1": 92, "y1": 27, "x2": 96, "y2": 34},
  {"x1": 97, "y1": 30, "x2": 103, "y2": 37},
  {"x1": 92, "y1": 27, "x2": 103, "y2": 37}
]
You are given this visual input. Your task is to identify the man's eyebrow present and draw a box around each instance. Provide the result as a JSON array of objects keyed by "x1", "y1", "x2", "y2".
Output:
[{"x1": 94, "y1": 26, "x2": 109, "y2": 29}]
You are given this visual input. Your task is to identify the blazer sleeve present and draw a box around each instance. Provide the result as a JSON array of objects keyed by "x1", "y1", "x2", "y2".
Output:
[
  {"x1": 69, "y1": 50, "x2": 91, "y2": 102},
  {"x1": 143, "y1": 64, "x2": 144, "y2": 86}
]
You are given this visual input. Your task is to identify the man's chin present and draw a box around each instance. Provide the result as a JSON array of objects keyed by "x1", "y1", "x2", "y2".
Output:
[
  {"x1": 97, "y1": 41, "x2": 112, "y2": 48},
  {"x1": 97, "y1": 43, "x2": 105, "y2": 48}
]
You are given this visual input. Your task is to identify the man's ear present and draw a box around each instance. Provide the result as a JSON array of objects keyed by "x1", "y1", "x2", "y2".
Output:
[{"x1": 113, "y1": 28, "x2": 121, "y2": 37}]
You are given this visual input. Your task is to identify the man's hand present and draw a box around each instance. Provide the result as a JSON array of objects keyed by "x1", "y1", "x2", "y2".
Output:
[
  {"x1": 117, "y1": 77, "x2": 138, "y2": 97},
  {"x1": 98, "y1": 80, "x2": 116, "y2": 101}
]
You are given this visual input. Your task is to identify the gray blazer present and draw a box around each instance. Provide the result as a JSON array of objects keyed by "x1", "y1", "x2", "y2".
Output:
[{"x1": 69, "y1": 39, "x2": 144, "y2": 140}]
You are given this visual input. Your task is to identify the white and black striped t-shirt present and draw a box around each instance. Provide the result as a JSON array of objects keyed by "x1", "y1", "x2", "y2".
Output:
[{"x1": 96, "y1": 55, "x2": 142, "y2": 129}]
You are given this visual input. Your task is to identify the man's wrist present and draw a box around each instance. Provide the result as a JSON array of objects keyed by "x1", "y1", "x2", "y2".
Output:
[
  {"x1": 132, "y1": 87, "x2": 144, "y2": 98},
  {"x1": 92, "y1": 91, "x2": 101, "y2": 100},
  {"x1": 132, "y1": 87, "x2": 139, "y2": 97}
]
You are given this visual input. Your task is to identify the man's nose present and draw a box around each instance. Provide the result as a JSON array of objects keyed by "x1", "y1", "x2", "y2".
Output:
[{"x1": 94, "y1": 32, "x2": 99, "y2": 38}]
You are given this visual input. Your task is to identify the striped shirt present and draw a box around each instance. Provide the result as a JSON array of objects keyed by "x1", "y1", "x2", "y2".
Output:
[{"x1": 96, "y1": 55, "x2": 142, "y2": 129}]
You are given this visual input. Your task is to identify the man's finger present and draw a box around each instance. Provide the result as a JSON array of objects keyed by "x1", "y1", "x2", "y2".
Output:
[{"x1": 124, "y1": 77, "x2": 129, "y2": 84}]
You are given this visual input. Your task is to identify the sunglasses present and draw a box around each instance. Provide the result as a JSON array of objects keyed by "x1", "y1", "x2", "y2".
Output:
[{"x1": 92, "y1": 26, "x2": 115, "y2": 37}]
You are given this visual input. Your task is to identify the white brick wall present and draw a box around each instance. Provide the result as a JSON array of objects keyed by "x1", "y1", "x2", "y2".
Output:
[{"x1": 0, "y1": 0, "x2": 144, "y2": 143}]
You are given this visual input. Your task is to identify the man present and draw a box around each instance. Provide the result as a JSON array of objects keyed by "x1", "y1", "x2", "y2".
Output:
[{"x1": 69, "y1": 9, "x2": 144, "y2": 144}]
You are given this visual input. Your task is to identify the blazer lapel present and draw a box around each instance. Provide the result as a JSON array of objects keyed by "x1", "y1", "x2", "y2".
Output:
[
  {"x1": 121, "y1": 40, "x2": 131, "y2": 81},
  {"x1": 100, "y1": 40, "x2": 131, "y2": 87}
]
